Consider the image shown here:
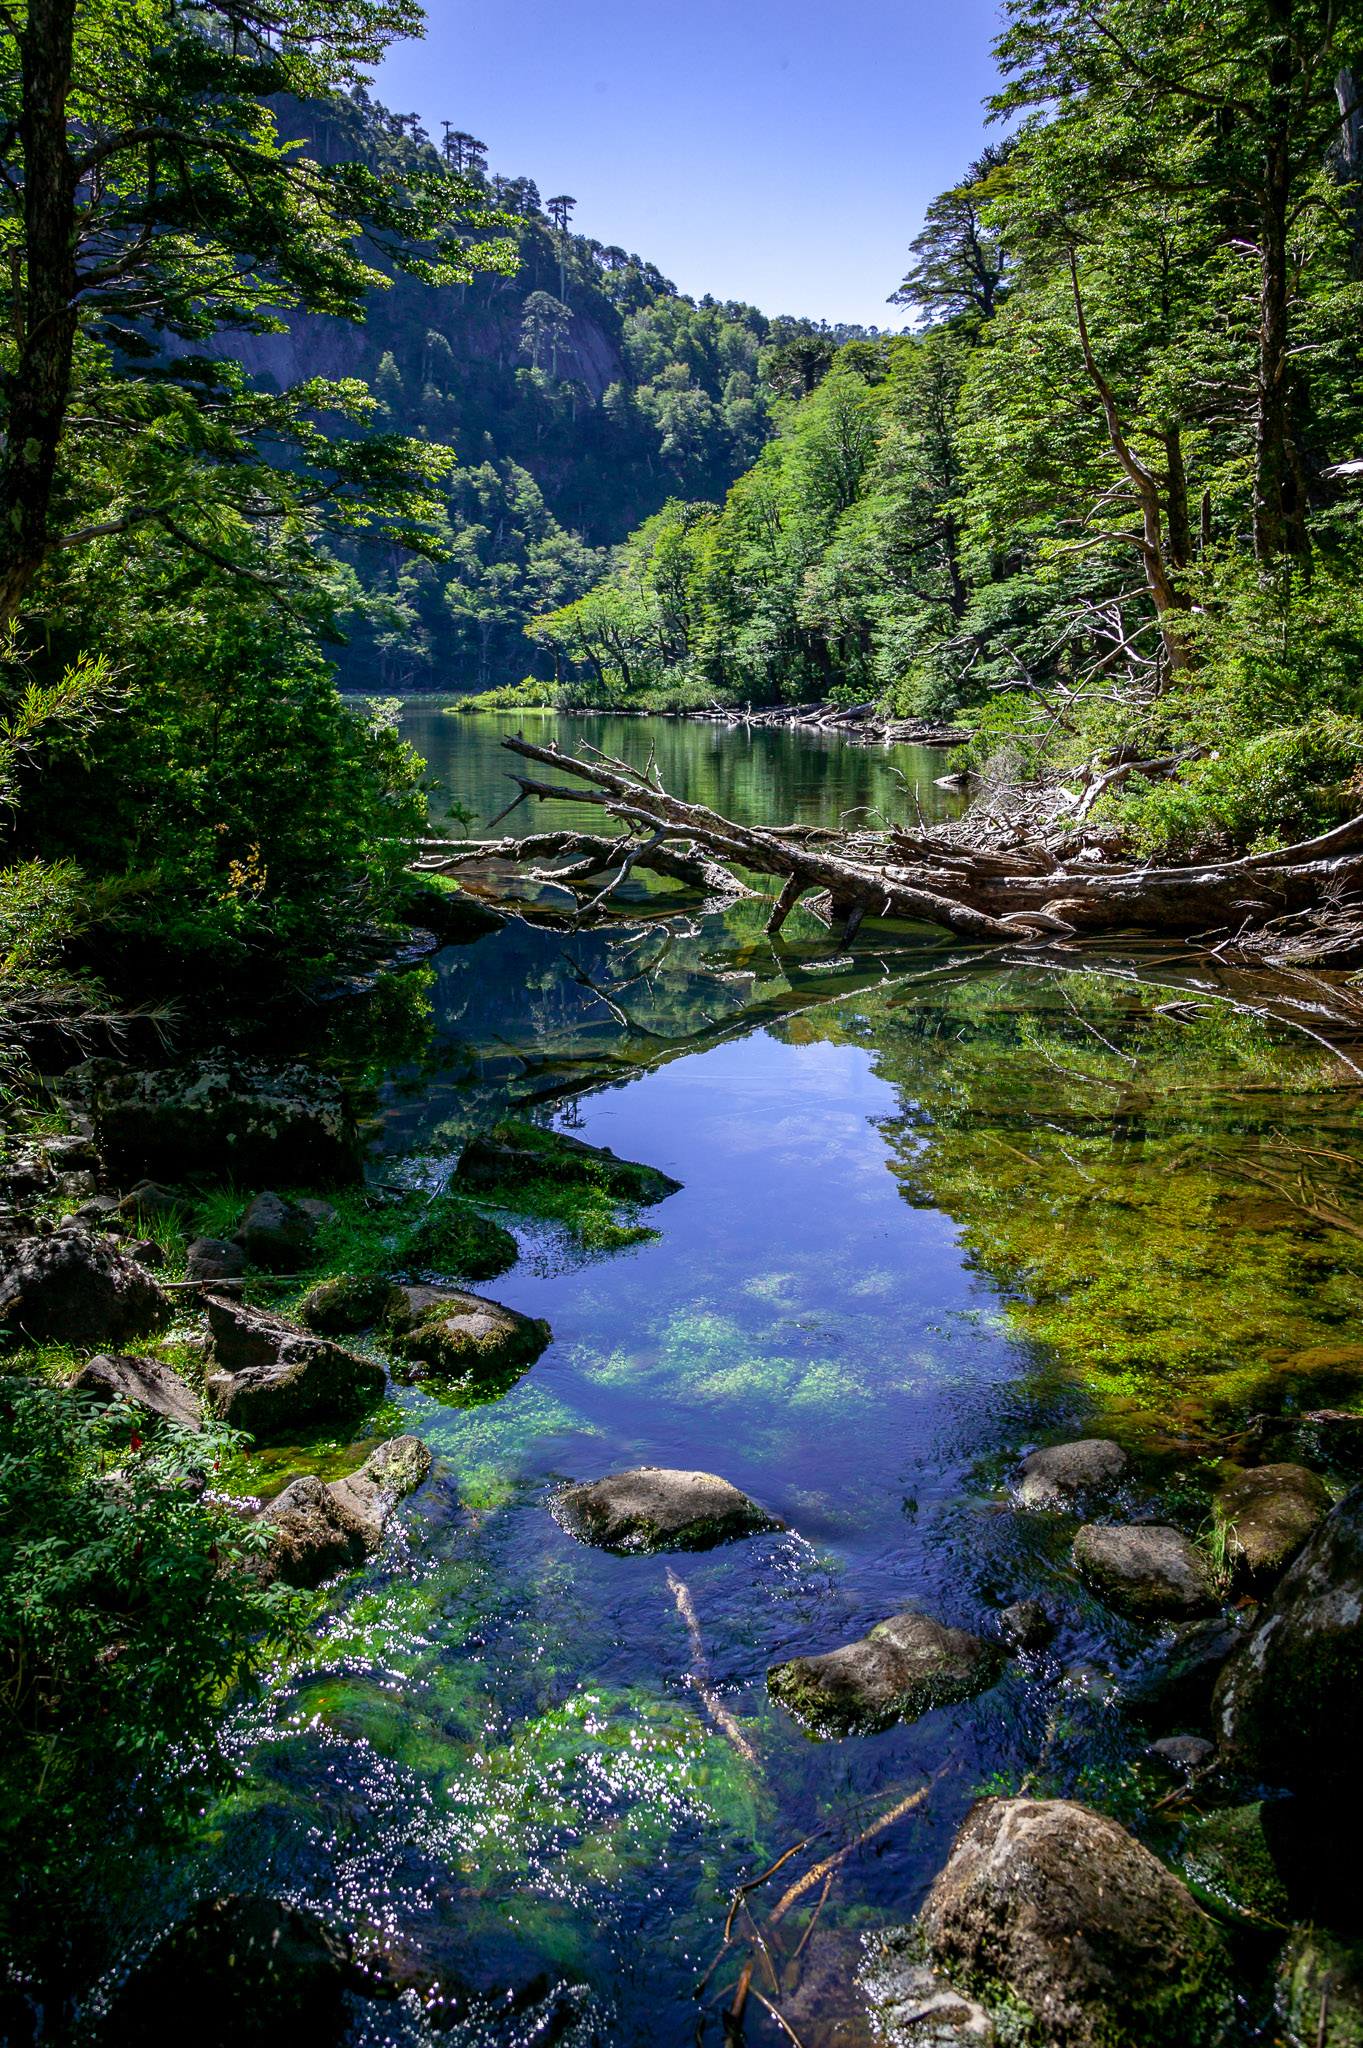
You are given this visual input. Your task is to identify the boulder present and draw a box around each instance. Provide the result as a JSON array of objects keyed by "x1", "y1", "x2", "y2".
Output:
[
  {"x1": 1017, "y1": 1438, "x2": 1126, "y2": 1510},
  {"x1": 1276, "y1": 1930, "x2": 1363, "y2": 2048},
  {"x1": 997, "y1": 1598, "x2": 1053, "y2": 1650},
  {"x1": 1178, "y1": 1803, "x2": 1292, "y2": 1925},
  {"x1": 89, "y1": 1057, "x2": 361, "y2": 1187},
  {"x1": 204, "y1": 1296, "x2": 386, "y2": 1437},
  {"x1": 1213, "y1": 1462, "x2": 1331, "y2": 1590},
  {"x1": 918, "y1": 1798, "x2": 1234, "y2": 2047},
  {"x1": 770, "y1": 1611, "x2": 1003, "y2": 1737},
  {"x1": 99, "y1": 1892, "x2": 385, "y2": 2045},
  {"x1": 250, "y1": 1474, "x2": 374, "y2": 1587},
  {"x1": 126, "y1": 1236, "x2": 164, "y2": 1268},
  {"x1": 386, "y1": 1288, "x2": 551, "y2": 1384},
  {"x1": 0, "y1": 1231, "x2": 170, "y2": 1347},
  {"x1": 1073, "y1": 1523, "x2": 1217, "y2": 1619},
  {"x1": 1214, "y1": 1482, "x2": 1363, "y2": 1796},
  {"x1": 455, "y1": 1119, "x2": 682, "y2": 1205},
  {"x1": 296, "y1": 1272, "x2": 406, "y2": 1335},
  {"x1": 185, "y1": 1236, "x2": 246, "y2": 1283},
  {"x1": 398, "y1": 1196, "x2": 519, "y2": 1281},
  {"x1": 116, "y1": 1179, "x2": 187, "y2": 1224},
  {"x1": 556, "y1": 1466, "x2": 783, "y2": 1554},
  {"x1": 327, "y1": 1433, "x2": 432, "y2": 1542},
  {"x1": 70, "y1": 1352, "x2": 201, "y2": 1430},
  {"x1": 233, "y1": 1189, "x2": 320, "y2": 1272}
]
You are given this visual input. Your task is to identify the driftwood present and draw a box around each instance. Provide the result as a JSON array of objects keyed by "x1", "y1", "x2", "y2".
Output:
[{"x1": 410, "y1": 734, "x2": 1363, "y2": 955}]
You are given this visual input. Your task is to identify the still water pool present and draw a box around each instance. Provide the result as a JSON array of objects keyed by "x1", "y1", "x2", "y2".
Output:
[{"x1": 162, "y1": 715, "x2": 1363, "y2": 2044}]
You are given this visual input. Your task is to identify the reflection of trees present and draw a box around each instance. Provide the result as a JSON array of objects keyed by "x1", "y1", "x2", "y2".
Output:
[{"x1": 792, "y1": 970, "x2": 1363, "y2": 1419}]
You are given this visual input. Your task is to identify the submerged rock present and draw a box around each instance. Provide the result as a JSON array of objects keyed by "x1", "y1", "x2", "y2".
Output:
[
  {"x1": 1122, "y1": 1612, "x2": 1251, "y2": 1723},
  {"x1": 918, "y1": 1797, "x2": 1234, "y2": 2048},
  {"x1": 1073, "y1": 1523, "x2": 1217, "y2": 1619},
  {"x1": 858, "y1": 1928, "x2": 996, "y2": 2043},
  {"x1": 100, "y1": 1892, "x2": 386, "y2": 2045},
  {"x1": 1276, "y1": 1930, "x2": 1363, "y2": 2048},
  {"x1": 184, "y1": 1236, "x2": 247, "y2": 1283},
  {"x1": 386, "y1": 1287, "x2": 551, "y2": 1383},
  {"x1": 1017, "y1": 1439, "x2": 1126, "y2": 1510},
  {"x1": 327, "y1": 1433, "x2": 432, "y2": 1542},
  {"x1": 770, "y1": 1611, "x2": 1003, "y2": 1737},
  {"x1": 0, "y1": 1230, "x2": 170, "y2": 1346},
  {"x1": 1214, "y1": 1482, "x2": 1363, "y2": 1797},
  {"x1": 296, "y1": 1272, "x2": 406, "y2": 1335},
  {"x1": 996, "y1": 1598, "x2": 1053, "y2": 1650},
  {"x1": 89, "y1": 1056, "x2": 362, "y2": 1186},
  {"x1": 1213, "y1": 1462, "x2": 1330, "y2": 1590},
  {"x1": 455, "y1": 1119, "x2": 682, "y2": 1205},
  {"x1": 556, "y1": 1466, "x2": 782, "y2": 1554},
  {"x1": 204, "y1": 1296, "x2": 385, "y2": 1437},
  {"x1": 70, "y1": 1351, "x2": 201, "y2": 1430},
  {"x1": 233, "y1": 1189, "x2": 320, "y2": 1272}
]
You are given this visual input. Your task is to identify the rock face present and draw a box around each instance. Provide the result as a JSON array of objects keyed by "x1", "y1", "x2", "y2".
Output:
[
  {"x1": 1073, "y1": 1523, "x2": 1217, "y2": 1618},
  {"x1": 185, "y1": 1236, "x2": 246, "y2": 1283},
  {"x1": 770, "y1": 1611, "x2": 1003, "y2": 1737},
  {"x1": 70, "y1": 1352, "x2": 202, "y2": 1430},
  {"x1": 1213, "y1": 1462, "x2": 1330, "y2": 1589},
  {"x1": 204, "y1": 1296, "x2": 385, "y2": 1437},
  {"x1": 89, "y1": 1057, "x2": 362, "y2": 1186},
  {"x1": 296, "y1": 1272, "x2": 406, "y2": 1335},
  {"x1": 556, "y1": 1466, "x2": 782, "y2": 1554},
  {"x1": 386, "y1": 1287, "x2": 551, "y2": 1383},
  {"x1": 327, "y1": 1433, "x2": 432, "y2": 1541},
  {"x1": 1276, "y1": 1930, "x2": 1363, "y2": 2048},
  {"x1": 232, "y1": 1189, "x2": 325, "y2": 1272},
  {"x1": 455, "y1": 1119, "x2": 683, "y2": 1204},
  {"x1": 100, "y1": 1892, "x2": 384, "y2": 2045},
  {"x1": 919, "y1": 1798, "x2": 1234, "y2": 2048},
  {"x1": 1017, "y1": 1439, "x2": 1126, "y2": 1510},
  {"x1": 1214, "y1": 1482, "x2": 1363, "y2": 1796},
  {"x1": 0, "y1": 1231, "x2": 170, "y2": 1346}
]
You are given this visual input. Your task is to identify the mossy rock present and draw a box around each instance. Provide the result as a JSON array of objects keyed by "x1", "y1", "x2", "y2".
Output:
[
  {"x1": 387, "y1": 1288, "x2": 551, "y2": 1389},
  {"x1": 1277, "y1": 1929, "x2": 1363, "y2": 2048},
  {"x1": 456, "y1": 1120, "x2": 682, "y2": 1205},
  {"x1": 1179, "y1": 1804, "x2": 1292, "y2": 1925},
  {"x1": 296, "y1": 1273, "x2": 406, "y2": 1336},
  {"x1": 398, "y1": 1197, "x2": 518, "y2": 1280}
]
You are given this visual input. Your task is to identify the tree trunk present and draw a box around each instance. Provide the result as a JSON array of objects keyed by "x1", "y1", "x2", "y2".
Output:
[
  {"x1": 1164, "y1": 428, "x2": 1192, "y2": 570},
  {"x1": 0, "y1": 0, "x2": 79, "y2": 626},
  {"x1": 1254, "y1": 7, "x2": 1310, "y2": 566}
]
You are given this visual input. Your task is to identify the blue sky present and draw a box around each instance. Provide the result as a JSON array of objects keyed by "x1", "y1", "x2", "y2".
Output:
[{"x1": 373, "y1": 0, "x2": 1007, "y2": 331}]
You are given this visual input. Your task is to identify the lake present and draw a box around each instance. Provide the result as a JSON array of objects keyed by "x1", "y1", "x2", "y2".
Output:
[{"x1": 152, "y1": 712, "x2": 1363, "y2": 2046}]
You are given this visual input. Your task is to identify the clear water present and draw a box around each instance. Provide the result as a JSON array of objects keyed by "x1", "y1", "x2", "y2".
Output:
[{"x1": 136, "y1": 716, "x2": 1363, "y2": 2045}]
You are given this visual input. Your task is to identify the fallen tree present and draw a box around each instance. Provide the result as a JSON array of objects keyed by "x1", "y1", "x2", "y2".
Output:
[{"x1": 408, "y1": 734, "x2": 1363, "y2": 959}]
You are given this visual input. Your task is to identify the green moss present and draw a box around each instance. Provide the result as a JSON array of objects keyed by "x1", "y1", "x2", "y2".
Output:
[{"x1": 1179, "y1": 1804, "x2": 1292, "y2": 1925}]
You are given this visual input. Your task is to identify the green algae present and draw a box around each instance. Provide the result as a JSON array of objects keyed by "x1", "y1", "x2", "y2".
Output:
[{"x1": 786, "y1": 967, "x2": 1363, "y2": 1446}]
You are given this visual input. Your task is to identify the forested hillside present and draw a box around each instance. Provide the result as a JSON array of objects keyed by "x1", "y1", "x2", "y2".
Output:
[
  {"x1": 519, "y1": 21, "x2": 1363, "y2": 856},
  {"x1": 256, "y1": 92, "x2": 881, "y2": 690}
]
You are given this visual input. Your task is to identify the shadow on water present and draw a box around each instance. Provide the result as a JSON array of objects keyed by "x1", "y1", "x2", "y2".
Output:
[{"x1": 102, "y1": 716, "x2": 1363, "y2": 2046}]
